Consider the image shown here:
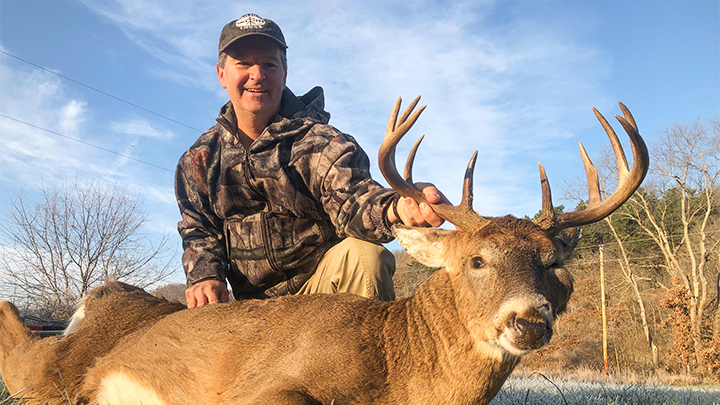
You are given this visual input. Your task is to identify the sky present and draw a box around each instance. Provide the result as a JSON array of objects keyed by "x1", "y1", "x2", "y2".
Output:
[{"x1": 0, "y1": 0, "x2": 718, "y2": 284}]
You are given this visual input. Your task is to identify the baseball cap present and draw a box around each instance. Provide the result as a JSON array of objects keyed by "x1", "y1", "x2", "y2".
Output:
[{"x1": 218, "y1": 14, "x2": 288, "y2": 54}]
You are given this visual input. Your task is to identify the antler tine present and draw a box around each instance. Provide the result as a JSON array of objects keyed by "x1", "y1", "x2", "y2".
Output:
[
  {"x1": 378, "y1": 96, "x2": 489, "y2": 232},
  {"x1": 593, "y1": 107, "x2": 630, "y2": 182},
  {"x1": 461, "y1": 151, "x2": 479, "y2": 210},
  {"x1": 578, "y1": 142, "x2": 602, "y2": 206},
  {"x1": 405, "y1": 134, "x2": 479, "y2": 223},
  {"x1": 398, "y1": 97, "x2": 422, "y2": 130},
  {"x1": 618, "y1": 102, "x2": 637, "y2": 130},
  {"x1": 533, "y1": 163, "x2": 556, "y2": 230},
  {"x1": 404, "y1": 135, "x2": 424, "y2": 184},
  {"x1": 379, "y1": 97, "x2": 427, "y2": 204},
  {"x1": 534, "y1": 103, "x2": 649, "y2": 233}
]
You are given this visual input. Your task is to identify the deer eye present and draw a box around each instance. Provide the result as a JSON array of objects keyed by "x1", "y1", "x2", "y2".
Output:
[{"x1": 471, "y1": 256, "x2": 485, "y2": 269}]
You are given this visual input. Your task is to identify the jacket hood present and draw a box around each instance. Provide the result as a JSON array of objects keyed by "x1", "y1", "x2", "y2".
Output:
[
  {"x1": 216, "y1": 86, "x2": 331, "y2": 142},
  {"x1": 278, "y1": 86, "x2": 330, "y2": 123}
]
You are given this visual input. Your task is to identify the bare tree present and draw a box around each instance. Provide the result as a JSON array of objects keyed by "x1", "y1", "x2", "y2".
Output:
[
  {"x1": 152, "y1": 283, "x2": 188, "y2": 305},
  {"x1": 621, "y1": 118, "x2": 720, "y2": 374},
  {"x1": 603, "y1": 215, "x2": 660, "y2": 370},
  {"x1": 0, "y1": 180, "x2": 178, "y2": 319},
  {"x1": 564, "y1": 147, "x2": 661, "y2": 372}
]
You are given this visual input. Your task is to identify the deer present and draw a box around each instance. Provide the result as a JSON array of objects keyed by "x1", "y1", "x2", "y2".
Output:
[
  {"x1": 0, "y1": 282, "x2": 185, "y2": 404},
  {"x1": 70, "y1": 97, "x2": 647, "y2": 405},
  {"x1": 0, "y1": 96, "x2": 648, "y2": 405}
]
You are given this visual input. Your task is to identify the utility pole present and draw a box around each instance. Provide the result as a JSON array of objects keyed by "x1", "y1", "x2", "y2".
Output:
[{"x1": 600, "y1": 244, "x2": 609, "y2": 375}]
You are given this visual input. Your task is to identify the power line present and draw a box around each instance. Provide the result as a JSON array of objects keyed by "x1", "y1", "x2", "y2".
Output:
[
  {"x1": 568, "y1": 254, "x2": 668, "y2": 267},
  {"x1": 574, "y1": 228, "x2": 720, "y2": 251},
  {"x1": 3, "y1": 48, "x2": 718, "y2": 246},
  {"x1": 568, "y1": 228, "x2": 720, "y2": 270},
  {"x1": 0, "y1": 49, "x2": 203, "y2": 133},
  {"x1": 0, "y1": 113, "x2": 174, "y2": 173}
]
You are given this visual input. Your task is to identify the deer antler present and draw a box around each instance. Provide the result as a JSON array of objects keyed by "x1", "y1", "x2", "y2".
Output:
[
  {"x1": 378, "y1": 96, "x2": 489, "y2": 232},
  {"x1": 532, "y1": 102, "x2": 649, "y2": 233}
]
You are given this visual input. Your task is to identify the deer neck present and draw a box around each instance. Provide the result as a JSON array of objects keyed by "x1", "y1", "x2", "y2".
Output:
[{"x1": 382, "y1": 270, "x2": 520, "y2": 404}]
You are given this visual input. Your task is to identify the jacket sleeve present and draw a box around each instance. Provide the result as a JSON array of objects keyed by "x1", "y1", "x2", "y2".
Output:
[
  {"x1": 315, "y1": 132, "x2": 397, "y2": 243},
  {"x1": 175, "y1": 148, "x2": 229, "y2": 286}
]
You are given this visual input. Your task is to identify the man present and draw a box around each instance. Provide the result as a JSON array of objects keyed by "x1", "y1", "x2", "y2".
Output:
[{"x1": 176, "y1": 14, "x2": 443, "y2": 307}]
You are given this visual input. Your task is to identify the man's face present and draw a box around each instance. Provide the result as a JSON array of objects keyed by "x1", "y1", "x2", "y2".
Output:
[{"x1": 217, "y1": 36, "x2": 287, "y2": 126}]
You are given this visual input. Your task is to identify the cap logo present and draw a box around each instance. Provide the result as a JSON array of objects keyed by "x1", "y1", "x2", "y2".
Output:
[{"x1": 235, "y1": 14, "x2": 266, "y2": 29}]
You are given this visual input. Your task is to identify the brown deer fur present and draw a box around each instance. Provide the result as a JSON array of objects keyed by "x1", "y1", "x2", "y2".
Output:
[
  {"x1": 0, "y1": 282, "x2": 185, "y2": 404},
  {"x1": 76, "y1": 217, "x2": 576, "y2": 405}
]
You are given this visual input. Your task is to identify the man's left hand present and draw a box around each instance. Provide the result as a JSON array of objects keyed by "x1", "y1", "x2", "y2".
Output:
[{"x1": 387, "y1": 183, "x2": 447, "y2": 228}]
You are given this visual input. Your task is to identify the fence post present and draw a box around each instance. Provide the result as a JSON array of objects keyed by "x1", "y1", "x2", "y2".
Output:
[{"x1": 600, "y1": 244, "x2": 609, "y2": 375}]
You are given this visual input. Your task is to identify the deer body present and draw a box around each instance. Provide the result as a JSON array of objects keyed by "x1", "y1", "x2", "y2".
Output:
[
  {"x1": 0, "y1": 283, "x2": 185, "y2": 404},
  {"x1": 83, "y1": 279, "x2": 510, "y2": 405},
  {"x1": 80, "y1": 217, "x2": 573, "y2": 405}
]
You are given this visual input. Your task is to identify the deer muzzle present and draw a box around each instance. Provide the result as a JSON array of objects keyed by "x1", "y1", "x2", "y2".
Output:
[{"x1": 494, "y1": 299, "x2": 554, "y2": 356}]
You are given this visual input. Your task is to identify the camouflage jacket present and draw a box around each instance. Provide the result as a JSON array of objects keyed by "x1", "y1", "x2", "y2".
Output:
[{"x1": 175, "y1": 87, "x2": 396, "y2": 299}]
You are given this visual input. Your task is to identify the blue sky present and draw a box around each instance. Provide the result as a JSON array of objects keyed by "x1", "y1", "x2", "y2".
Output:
[{"x1": 0, "y1": 0, "x2": 718, "y2": 284}]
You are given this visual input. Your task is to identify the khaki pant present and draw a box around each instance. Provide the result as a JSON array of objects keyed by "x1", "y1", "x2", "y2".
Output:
[{"x1": 296, "y1": 238, "x2": 396, "y2": 301}]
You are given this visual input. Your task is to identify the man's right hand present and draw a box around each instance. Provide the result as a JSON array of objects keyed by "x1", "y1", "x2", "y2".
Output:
[{"x1": 185, "y1": 279, "x2": 230, "y2": 308}]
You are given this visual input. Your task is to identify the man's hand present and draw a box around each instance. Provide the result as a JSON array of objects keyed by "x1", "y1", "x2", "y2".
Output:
[
  {"x1": 185, "y1": 279, "x2": 230, "y2": 308},
  {"x1": 387, "y1": 183, "x2": 447, "y2": 228}
]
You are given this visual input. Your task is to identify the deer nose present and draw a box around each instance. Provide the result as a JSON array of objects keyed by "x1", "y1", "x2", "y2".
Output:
[{"x1": 512, "y1": 315, "x2": 551, "y2": 350}]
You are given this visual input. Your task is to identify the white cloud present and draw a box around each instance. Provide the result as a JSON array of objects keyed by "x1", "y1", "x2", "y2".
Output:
[
  {"x1": 0, "y1": 62, "x2": 91, "y2": 184},
  {"x1": 110, "y1": 118, "x2": 175, "y2": 140},
  {"x1": 60, "y1": 1, "x2": 614, "y2": 216},
  {"x1": 0, "y1": 57, "x2": 176, "y2": 215},
  {"x1": 60, "y1": 100, "x2": 87, "y2": 135},
  {"x1": 78, "y1": 0, "x2": 219, "y2": 90},
  {"x1": 142, "y1": 184, "x2": 177, "y2": 207}
]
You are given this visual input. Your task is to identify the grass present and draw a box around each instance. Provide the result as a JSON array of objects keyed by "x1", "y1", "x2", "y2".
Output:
[
  {"x1": 2, "y1": 374, "x2": 718, "y2": 405},
  {"x1": 491, "y1": 373, "x2": 720, "y2": 405},
  {"x1": 0, "y1": 385, "x2": 24, "y2": 404},
  {"x1": 0, "y1": 383, "x2": 72, "y2": 405}
]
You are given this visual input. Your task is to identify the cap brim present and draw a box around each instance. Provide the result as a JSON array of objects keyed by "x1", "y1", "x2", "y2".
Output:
[{"x1": 219, "y1": 33, "x2": 288, "y2": 54}]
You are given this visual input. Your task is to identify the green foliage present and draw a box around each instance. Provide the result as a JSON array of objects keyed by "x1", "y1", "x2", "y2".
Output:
[{"x1": 524, "y1": 205, "x2": 565, "y2": 220}]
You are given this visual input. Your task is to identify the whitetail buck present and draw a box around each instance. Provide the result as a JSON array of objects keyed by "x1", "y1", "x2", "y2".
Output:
[
  {"x1": 1, "y1": 97, "x2": 648, "y2": 405},
  {"x1": 0, "y1": 282, "x2": 185, "y2": 404}
]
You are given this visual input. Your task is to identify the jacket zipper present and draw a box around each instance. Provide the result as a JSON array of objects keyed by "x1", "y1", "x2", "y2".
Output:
[{"x1": 243, "y1": 153, "x2": 281, "y2": 273}]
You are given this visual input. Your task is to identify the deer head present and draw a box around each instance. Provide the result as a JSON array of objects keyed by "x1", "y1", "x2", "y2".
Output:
[{"x1": 379, "y1": 96, "x2": 648, "y2": 355}]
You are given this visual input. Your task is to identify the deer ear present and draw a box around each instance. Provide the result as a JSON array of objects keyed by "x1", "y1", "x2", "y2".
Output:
[
  {"x1": 392, "y1": 225, "x2": 453, "y2": 268},
  {"x1": 555, "y1": 227, "x2": 582, "y2": 262},
  {"x1": 543, "y1": 267, "x2": 574, "y2": 315}
]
